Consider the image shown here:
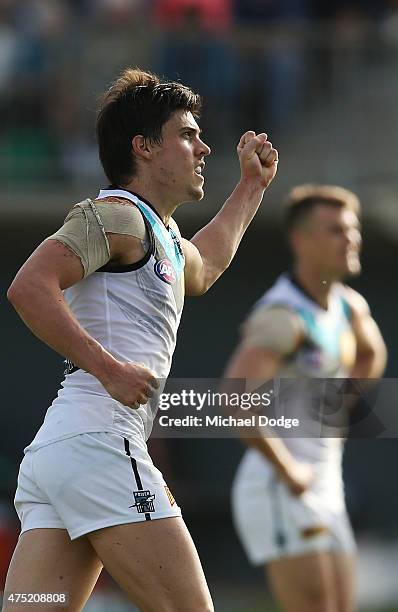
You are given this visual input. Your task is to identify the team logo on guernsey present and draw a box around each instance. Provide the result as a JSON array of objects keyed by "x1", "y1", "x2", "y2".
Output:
[
  {"x1": 154, "y1": 258, "x2": 176, "y2": 284},
  {"x1": 130, "y1": 490, "x2": 156, "y2": 513}
]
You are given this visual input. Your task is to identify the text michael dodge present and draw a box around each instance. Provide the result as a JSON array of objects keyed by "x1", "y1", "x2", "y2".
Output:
[{"x1": 157, "y1": 415, "x2": 300, "y2": 429}]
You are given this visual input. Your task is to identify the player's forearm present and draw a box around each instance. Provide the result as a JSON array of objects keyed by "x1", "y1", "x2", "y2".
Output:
[
  {"x1": 7, "y1": 277, "x2": 119, "y2": 383},
  {"x1": 190, "y1": 179, "x2": 265, "y2": 285},
  {"x1": 242, "y1": 429, "x2": 296, "y2": 478},
  {"x1": 350, "y1": 343, "x2": 387, "y2": 379}
]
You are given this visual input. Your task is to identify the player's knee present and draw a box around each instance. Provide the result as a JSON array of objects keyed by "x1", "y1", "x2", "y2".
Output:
[
  {"x1": 301, "y1": 597, "x2": 337, "y2": 612},
  {"x1": 299, "y1": 584, "x2": 337, "y2": 612}
]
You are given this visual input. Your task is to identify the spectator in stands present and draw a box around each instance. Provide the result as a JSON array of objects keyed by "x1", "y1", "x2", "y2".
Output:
[{"x1": 152, "y1": 0, "x2": 237, "y2": 137}]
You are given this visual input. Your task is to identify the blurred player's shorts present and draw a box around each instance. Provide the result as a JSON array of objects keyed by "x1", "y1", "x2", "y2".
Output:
[{"x1": 232, "y1": 450, "x2": 356, "y2": 565}]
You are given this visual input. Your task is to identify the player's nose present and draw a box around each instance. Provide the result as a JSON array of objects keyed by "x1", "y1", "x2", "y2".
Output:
[
  {"x1": 199, "y1": 138, "x2": 211, "y2": 157},
  {"x1": 347, "y1": 228, "x2": 361, "y2": 247}
]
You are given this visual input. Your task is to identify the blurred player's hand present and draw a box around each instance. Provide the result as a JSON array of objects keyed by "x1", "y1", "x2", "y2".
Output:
[
  {"x1": 99, "y1": 361, "x2": 159, "y2": 409},
  {"x1": 279, "y1": 461, "x2": 314, "y2": 496},
  {"x1": 237, "y1": 131, "x2": 278, "y2": 189}
]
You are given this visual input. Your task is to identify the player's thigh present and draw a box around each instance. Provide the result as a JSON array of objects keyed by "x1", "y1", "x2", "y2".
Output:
[
  {"x1": 266, "y1": 551, "x2": 338, "y2": 612},
  {"x1": 330, "y1": 553, "x2": 356, "y2": 612},
  {"x1": 88, "y1": 516, "x2": 213, "y2": 612},
  {"x1": 3, "y1": 528, "x2": 103, "y2": 612}
]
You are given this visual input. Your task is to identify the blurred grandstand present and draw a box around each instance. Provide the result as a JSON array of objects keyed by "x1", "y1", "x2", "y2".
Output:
[{"x1": 1, "y1": 1, "x2": 398, "y2": 610}]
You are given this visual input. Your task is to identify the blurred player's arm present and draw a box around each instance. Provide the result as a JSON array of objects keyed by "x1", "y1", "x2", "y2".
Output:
[
  {"x1": 182, "y1": 131, "x2": 278, "y2": 296},
  {"x1": 7, "y1": 206, "x2": 158, "y2": 408},
  {"x1": 223, "y1": 307, "x2": 312, "y2": 495},
  {"x1": 344, "y1": 287, "x2": 387, "y2": 378}
]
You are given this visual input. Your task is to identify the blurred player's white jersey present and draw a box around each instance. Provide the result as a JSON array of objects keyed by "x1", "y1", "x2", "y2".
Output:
[
  {"x1": 259, "y1": 275, "x2": 354, "y2": 474},
  {"x1": 27, "y1": 189, "x2": 185, "y2": 449},
  {"x1": 232, "y1": 275, "x2": 357, "y2": 563}
]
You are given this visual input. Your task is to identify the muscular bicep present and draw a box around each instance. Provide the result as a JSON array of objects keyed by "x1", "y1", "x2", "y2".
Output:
[
  {"x1": 10, "y1": 239, "x2": 85, "y2": 293},
  {"x1": 344, "y1": 286, "x2": 385, "y2": 354},
  {"x1": 344, "y1": 286, "x2": 387, "y2": 377},
  {"x1": 11, "y1": 232, "x2": 144, "y2": 296},
  {"x1": 350, "y1": 308, "x2": 387, "y2": 376}
]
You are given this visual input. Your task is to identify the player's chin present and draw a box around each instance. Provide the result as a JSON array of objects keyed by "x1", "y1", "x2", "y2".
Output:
[
  {"x1": 189, "y1": 185, "x2": 205, "y2": 201},
  {"x1": 348, "y1": 263, "x2": 361, "y2": 277},
  {"x1": 344, "y1": 259, "x2": 361, "y2": 277}
]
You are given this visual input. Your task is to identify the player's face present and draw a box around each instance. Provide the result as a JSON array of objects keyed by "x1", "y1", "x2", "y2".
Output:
[
  {"x1": 304, "y1": 205, "x2": 362, "y2": 279},
  {"x1": 151, "y1": 110, "x2": 211, "y2": 204}
]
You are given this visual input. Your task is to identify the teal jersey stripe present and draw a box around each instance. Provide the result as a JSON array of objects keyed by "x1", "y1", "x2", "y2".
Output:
[
  {"x1": 296, "y1": 299, "x2": 351, "y2": 358},
  {"x1": 136, "y1": 202, "x2": 184, "y2": 277}
]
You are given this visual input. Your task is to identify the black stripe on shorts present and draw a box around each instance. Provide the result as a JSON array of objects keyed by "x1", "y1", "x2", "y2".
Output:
[
  {"x1": 270, "y1": 477, "x2": 287, "y2": 550},
  {"x1": 123, "y1": 438, "x2": 151, "y2": 521}
]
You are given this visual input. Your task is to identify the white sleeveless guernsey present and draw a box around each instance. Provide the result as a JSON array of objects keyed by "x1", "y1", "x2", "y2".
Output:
[{"x1": 26, "y1": 188, "x2": 185, "y2": 450}]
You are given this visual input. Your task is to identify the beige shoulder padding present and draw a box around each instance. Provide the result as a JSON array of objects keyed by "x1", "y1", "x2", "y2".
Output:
[
  {"x1": 241, "y1": 306, "x2": 304, "y2": 356},
  {"x1": 93, "y1": 199, "x2": 147, "y2": 241},
  {"x1": 47, "y1": 199, "x2": 148, "y2": 277}
]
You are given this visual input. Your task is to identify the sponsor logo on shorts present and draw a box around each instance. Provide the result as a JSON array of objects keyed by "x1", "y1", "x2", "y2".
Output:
[
  {"x1": 130, "y1": 490, "x2": 156, "y2": 513},
  {"x1": 164, "y1": 486, "x2": 176, "y2": 507},
  {"x1": 154, "y1": 258, "x2": 176, "y2": 285}
]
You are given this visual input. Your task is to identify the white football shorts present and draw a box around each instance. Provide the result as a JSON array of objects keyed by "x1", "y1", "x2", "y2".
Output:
[
  {"x1": 232, "y1": 462, "x2": 356, "y2": 565},
  {"x1": 15, "y1": 432, "x2": 181, "y2": 540}
]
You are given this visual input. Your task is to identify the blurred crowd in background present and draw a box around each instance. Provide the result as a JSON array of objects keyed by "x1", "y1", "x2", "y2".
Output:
[{"x1": 2, "y1": 0, "x2": 398, "y2": 184}]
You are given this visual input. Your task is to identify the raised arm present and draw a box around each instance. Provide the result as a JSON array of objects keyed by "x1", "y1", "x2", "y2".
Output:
[
  {"x1": 183, "y1": 132, "x2": 278, "y2": 296},
  {"x1": 7, "y1": 230, "x2": 158, "y2": 409}
]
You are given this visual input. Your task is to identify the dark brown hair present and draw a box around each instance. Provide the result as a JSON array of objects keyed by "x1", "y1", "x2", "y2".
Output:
[
  {"x1": 96, "y1": 68, "x2": 202, "y2": 185},
  {"x1": 285, "y1": 184, "x2": 361, "y2": 231}
]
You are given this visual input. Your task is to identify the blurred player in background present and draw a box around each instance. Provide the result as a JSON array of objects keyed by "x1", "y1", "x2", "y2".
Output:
[
  {"x1": 5, "y1": 68, "x2": 278, "y2": 611},
  {"x1": 224, "y1": 185, "x2": 387, "y2": 612}
]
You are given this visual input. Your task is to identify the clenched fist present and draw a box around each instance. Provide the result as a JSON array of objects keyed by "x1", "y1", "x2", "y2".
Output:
[
  {"x1": 99, "y1": 360, "x2": 160, "y2": 409},
  {"x1": 237, "y1": 131, "x2": 278, "y2": 189},
  {"x1": 279, "y1": 461, "x2": 314, "y2": 496}
]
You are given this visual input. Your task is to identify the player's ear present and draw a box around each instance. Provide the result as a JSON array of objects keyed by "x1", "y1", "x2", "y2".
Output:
[{"x1": 131, "y1": 135, "x2": 153, "y2": 161}]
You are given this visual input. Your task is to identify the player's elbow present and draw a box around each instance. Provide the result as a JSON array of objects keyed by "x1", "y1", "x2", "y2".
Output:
[
  {"x1": 376, "y1": 340, "x2": 388, "y2": 376},
  {"x1": 185, "y1": 260, "x2": 229, "y2": 296},
  {"x1": 355, "y1": 343, "x2": 388, "y2": 378},
  {"x1": 186, "y1": 273, "x2": 222, "y2": 296},
  {"x1": 7, "y1": 274, "x2": 37, "y2": 309},
  {"x1": 185, "y1": 271, "x2": 212, "y2": 296},
  {"x1": 7, "y1": 277, "x2": 30, "y2": 310},
  {"x1": 7, "y1": 279, "x2": 22, "y2": 306},
  {"x1": 185, "y1": 281, "x2": 208, "y2": 297},
  {"x1": 197, "y1": 266, "x2": 228, "y2": 296}
]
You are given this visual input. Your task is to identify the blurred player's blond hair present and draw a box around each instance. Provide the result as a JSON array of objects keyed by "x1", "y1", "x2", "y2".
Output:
[{"x1": 285, "y1": 184, "x2": 361, "y2": 231}]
